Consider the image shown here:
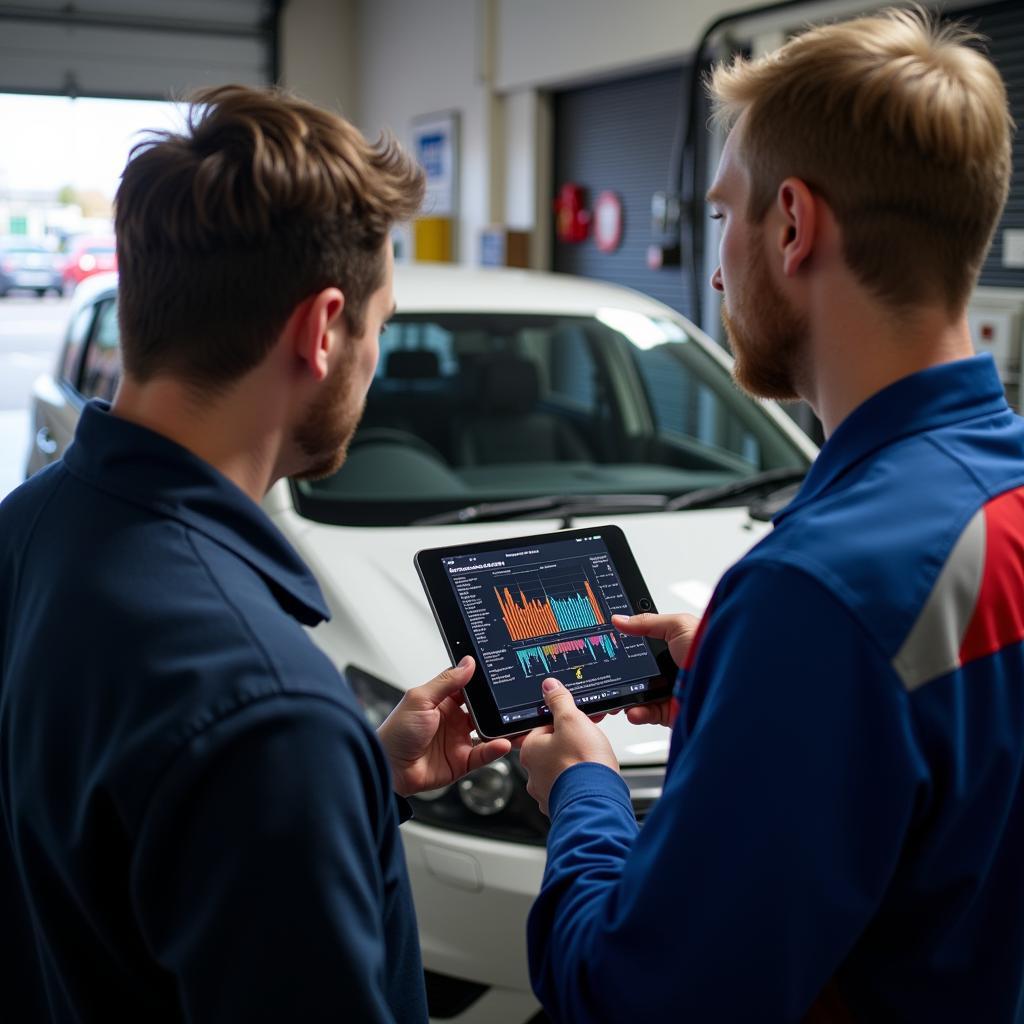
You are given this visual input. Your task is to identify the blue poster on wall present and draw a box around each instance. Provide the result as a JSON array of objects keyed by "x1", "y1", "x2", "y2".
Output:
[
  {"x1": 417, "y1": 133, "x2": 445, "y2": 178},
  {"x1": 411, "y1": 111, "x2": 458, "y2": 216}
]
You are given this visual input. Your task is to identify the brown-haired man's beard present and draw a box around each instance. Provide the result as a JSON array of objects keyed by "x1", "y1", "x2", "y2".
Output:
[
  {"x1": 292, "y1": 355, "x2": 365, "y2": 481},
  {"x1": 721, "y1": 240, "x2": 807, "y2": 403}
]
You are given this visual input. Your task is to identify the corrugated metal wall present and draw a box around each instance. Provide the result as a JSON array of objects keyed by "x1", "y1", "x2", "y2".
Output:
[
  {"x1": 964, "y1": 0, "x2": 1024, "y2": 290},
  {"x1": 551, "y1": 65, "x2": 696, "y2": 319}
]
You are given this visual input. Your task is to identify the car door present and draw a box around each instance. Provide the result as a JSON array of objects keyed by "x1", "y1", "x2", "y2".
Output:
[
  {"x1": 76, "y1": 298, "x2": 122, "y2": 405},
  {"x1": 25, "y1": 292, "x2": 108, "y2": 476}
]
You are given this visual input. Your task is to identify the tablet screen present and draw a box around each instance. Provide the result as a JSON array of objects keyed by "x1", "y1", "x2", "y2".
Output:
[{"x1": 441, "y1": 532, "x2": 661, "y2": 727}]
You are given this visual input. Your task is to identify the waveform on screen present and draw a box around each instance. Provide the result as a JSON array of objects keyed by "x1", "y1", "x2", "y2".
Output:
[
  {"x1": 495, "y1": 577, "x2": 605, "y2": 641},
  {"x1": 515, "y1": 633, "x2": 618, "y2": 675}
]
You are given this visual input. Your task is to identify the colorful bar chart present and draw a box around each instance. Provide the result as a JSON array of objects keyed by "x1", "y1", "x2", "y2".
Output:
[
  {"x1": 495, "y1": 577, "x2": 606, "y2": 641},
  {"x1": 515, "y1": 633, "x2": 619, "y2": 675}
]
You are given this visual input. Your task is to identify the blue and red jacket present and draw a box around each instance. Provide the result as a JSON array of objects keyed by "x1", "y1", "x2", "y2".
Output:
[{"x1": 528, "y1": 354, "x2": 1024, "y2": 1022}]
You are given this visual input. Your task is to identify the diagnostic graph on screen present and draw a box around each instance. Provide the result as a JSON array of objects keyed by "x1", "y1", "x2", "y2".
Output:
[
  {"x1": 442, "y1": 533, "x2": 661, "y2": 719},
  {"x1": 495, "y1": 571, "x2": 606, "y2": 641},
  {"x1": 515, "y1": 633, "x2": 619, "y2": 676}
]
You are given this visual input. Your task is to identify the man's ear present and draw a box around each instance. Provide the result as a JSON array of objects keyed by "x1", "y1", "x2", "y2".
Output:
[
  {"x1": 290, "y1": 287, "x2": 345, "y2": 382},
  {"x1": 775, "y1": 177, "x2": 817, "y2": 278}
]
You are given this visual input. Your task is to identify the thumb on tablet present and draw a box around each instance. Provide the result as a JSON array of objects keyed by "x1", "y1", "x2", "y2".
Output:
[{"x1": 541, "y1": 677, "x2": 577, "y2": 721}]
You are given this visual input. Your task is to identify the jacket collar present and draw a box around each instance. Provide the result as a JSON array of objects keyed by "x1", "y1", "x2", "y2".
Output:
[
  {"x1": 63, "y1": 401, "x2": 330, "y2": 626},
  {"x1": 775, "y1": 354, "x2": 1009, "y2": 525}
]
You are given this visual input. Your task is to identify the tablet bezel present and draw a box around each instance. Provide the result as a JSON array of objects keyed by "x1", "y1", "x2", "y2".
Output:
[{"x1": 414, "y1": 524, "x2": 676, "y2": 739}]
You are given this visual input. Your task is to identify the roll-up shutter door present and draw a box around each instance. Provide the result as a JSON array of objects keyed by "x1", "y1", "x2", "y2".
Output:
[
  {"x1": 0, "y1": 1, "x2": 276, "y2": 101},
  {"x1": 552, "y1": 65, "x2": 697, "y2": 319},
  {"x1": 958, "y1": 0, "x2": 1024, "y2": 290}
]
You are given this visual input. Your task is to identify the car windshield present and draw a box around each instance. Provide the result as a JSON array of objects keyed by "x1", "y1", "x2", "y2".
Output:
[{"x1": 292, "y1": 311, "x2": 811, "y2": 526}]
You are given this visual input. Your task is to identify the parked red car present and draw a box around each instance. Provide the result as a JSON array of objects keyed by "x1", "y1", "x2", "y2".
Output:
[{"x1": 62, "y1": 237, "x2": 117, "y2": 293}]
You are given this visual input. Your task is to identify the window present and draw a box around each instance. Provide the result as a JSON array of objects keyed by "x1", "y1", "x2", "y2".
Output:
[
  {"x1": 377, "y1": 320, "x2": 458, "y2": 377},
  {"x1": 545, "y1": 324, "x2": 597, "y2": 412},
  {"x1": 295, "y1": 311, "x2": 808, "y2": 526},
  {"x1": 79, "y1": 299, "x2": 121, "y2": 402},
  {"x1": 60, "y1": 303, "x2": 98, "y2": 389},
  {"x1": 632, "y1": 344, "x2": 762, "y2": 467}
]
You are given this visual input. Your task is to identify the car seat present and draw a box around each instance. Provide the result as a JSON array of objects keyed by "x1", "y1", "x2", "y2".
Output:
[{"x1": 453, "y1": 352, "x2": 591, "y2": 465}]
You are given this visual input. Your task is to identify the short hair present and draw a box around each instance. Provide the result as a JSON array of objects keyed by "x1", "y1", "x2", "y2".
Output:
[
  {"x1": 708, "y1": 6, "x2": 1014, "y2": 313},
  {"x1": 115, "y1": 85, "x2": 424, "y2": 389}
]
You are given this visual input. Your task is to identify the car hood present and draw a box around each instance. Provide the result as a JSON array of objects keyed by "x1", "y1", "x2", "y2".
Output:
[{"x1": 273, "y1": 506, "x2": 771, "y2": 767}]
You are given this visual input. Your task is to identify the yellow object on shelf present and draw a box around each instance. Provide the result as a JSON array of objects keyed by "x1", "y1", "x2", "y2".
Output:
[{"x1": 414, "y1": 217, "x2": 453, "y2": 262}]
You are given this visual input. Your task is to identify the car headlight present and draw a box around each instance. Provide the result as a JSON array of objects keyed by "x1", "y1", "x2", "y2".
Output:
[
  {"x1": 459, "y1": 758, "x2": 513, "y2": 815},
  {"x1": 345, "y1": 664, "x2": 404, "y2": 729},
  {"x1": 343, "y1": 664, "x2": 549, "y2": 845},
  {"x1": 409, "y1": 751, "x2": 549, "y2": 845}
]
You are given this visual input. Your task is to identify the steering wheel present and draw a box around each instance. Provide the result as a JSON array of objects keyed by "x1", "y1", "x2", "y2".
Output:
[{"x1": 348, "y1": 427, "x2": 448, "y2": 464}]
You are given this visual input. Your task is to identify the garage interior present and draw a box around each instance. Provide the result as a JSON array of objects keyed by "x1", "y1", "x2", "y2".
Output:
[{"x1": 2, "y1": 2, "x2": 1024, "y2": 1023}]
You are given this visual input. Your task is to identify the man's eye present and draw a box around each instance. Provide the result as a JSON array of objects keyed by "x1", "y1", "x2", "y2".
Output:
[{"x1": 709, "y1": 212, "x2": 724, "y2": 221}]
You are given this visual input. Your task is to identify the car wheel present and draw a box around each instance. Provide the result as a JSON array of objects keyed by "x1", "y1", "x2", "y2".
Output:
[{"x1": 36, "y1": 289, "x2": 47, "y2": 298}]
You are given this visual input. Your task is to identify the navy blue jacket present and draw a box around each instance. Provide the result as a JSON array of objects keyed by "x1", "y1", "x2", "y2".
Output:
[
  {"x1": 529, "y1": 355, "x2": 1024, "y2": 1022},
  {"x1": 0, "y1": 402, "x2": 425, "y2": 1023}
]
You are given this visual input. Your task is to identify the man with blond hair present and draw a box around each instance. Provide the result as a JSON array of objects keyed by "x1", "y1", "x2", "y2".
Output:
[
  {"x1": 0, "y1": 86, "x2": 511, "y2": 1021},
  {"x1": 520, "y1": 8, "x2": 1024, "y2": 1021}
]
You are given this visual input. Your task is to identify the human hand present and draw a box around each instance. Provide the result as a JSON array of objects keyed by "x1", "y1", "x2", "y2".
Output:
[
  {"x1": 612, "y1": 611, "x2": 700, "y2": 727},
  {"x1": 377, "y1": 657, "x2": 511, "y2": 798},
  {"x1": 519, "y1": 677, "x2": 619, "y2": 816}
]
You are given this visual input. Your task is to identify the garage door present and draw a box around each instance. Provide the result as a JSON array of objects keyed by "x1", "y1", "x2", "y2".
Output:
[
  {"x1": 959, "y1": 0, "x2": 1024, "y2": 291},
  {"x1": 552, "y1": 64, "x2": 700, "y2": 321},
  {"x1": 0, "y1": 0, "x2": 276, "y2": 101}
]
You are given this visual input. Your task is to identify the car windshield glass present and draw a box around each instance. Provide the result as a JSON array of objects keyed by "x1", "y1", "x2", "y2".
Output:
[{"x1": 292, "y1": 311, "x2": 811, "y2": 526}]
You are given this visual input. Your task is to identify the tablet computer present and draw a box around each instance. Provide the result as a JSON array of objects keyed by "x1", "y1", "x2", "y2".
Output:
[{"x1": 415, "y1": 525, "x2": 676, "y2": 739}]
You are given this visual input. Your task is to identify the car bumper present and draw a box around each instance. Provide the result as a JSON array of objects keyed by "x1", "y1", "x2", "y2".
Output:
[
  {"x1": 401, "y1": 765, "x2": 664, "y2": 1023},
  {"x1": 402, "y1": 820, "x2": 545, "y2": 1022}
]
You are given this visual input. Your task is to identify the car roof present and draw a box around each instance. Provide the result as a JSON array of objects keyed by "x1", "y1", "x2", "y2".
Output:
[
  {"x1": 79, "y1": 265, "x2": 692, "y2": 321},
  {"x1": 393, "y1": 264, "x2": 686, "y2": 320},
  {"x1": 69, "y1": 271, "x2": 118, "y2": 311}
]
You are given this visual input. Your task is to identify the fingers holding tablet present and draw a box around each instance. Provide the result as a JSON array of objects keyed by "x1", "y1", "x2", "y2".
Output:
[
  {"x1": 377, "y1": 656, "x2": 512, "y2": 797},
  {"x1": 519, "y1": 677, "x2": 619, "y2": 816},
  {"x1": 611, "y1": 611, "x2": 700, "y2": 668},
  {"x1": 415, "y1": 526, "x2": 677, "y2": 741}
]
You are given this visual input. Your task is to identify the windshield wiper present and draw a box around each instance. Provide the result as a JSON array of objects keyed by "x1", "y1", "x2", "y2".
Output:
[
  {"x1": 414, "y1": 493, "x2": 668, "y2": 527},
  {"x1": 413, "y1": 470, "x2": 807, "y2": 527},
  {"x1": 666, "y1": 467, "x2": 807, "y2": 512}
]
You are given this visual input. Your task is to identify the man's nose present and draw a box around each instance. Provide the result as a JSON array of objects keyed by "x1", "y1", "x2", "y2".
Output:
[{"x1": 710, "y1": 266, "x2": 724, "y2": 293}]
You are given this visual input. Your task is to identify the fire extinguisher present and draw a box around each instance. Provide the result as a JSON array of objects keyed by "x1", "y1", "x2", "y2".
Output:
[{"x1": 553, "y1": 183, "x2": 590, "y2": 244}]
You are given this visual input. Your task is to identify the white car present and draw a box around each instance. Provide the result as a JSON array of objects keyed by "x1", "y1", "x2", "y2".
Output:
[{"x1": 27, "y1": 265, "x2": 816, "y2": 1023}]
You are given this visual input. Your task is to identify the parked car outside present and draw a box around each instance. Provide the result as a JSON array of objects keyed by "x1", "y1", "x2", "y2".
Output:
[
  {"x1": 0, "y1": 237, "x2": 63, "y2": 297},
  {"x1": 25, "y1": 265, "x2": 817, "y2": 1023},
  {"x1": 61, "y1": 235, "x2": 117, "y2": 293}
]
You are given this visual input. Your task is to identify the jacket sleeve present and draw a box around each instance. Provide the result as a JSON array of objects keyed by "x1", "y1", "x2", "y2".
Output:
[
  {"x1": 528, "y1": 561, "x2": 930, "y2": 1023},
  {"x1": 131, "y1": 692, "x2": 417, "y2": 1024}
]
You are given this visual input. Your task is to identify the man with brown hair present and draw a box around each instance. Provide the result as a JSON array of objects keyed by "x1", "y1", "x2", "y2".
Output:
[
  {"x1": 0, "y1": 86, "x2": 509, "y2": 1022},
  {"x1": 520, "y1": 8, "x2": 1024, "y2": 1021}
]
